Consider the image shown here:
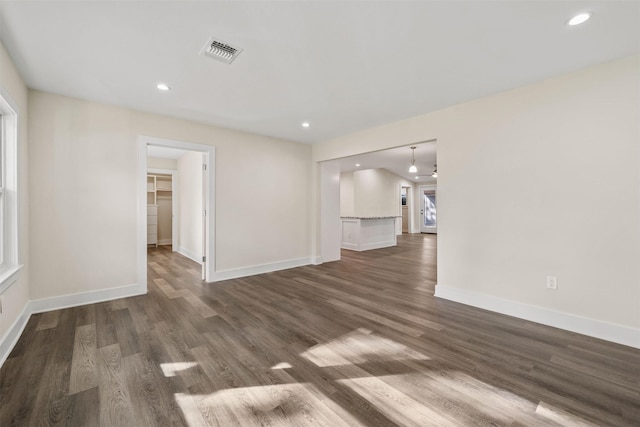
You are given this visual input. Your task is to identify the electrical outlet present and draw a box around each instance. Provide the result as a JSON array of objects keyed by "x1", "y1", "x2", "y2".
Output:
[{"x1": 546, "y1": 276, "x2": 558, "y2": 290}]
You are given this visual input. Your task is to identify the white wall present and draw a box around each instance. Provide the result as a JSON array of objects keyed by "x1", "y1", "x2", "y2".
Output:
[
  {"x1": 177, "y1": 152, "x2": 202, "y2": 262},
  {"x1": 353, "y1": 168, "x2": 413, "y2": 218},
  {"x1": 313, "y1": 55, "x2": 640, "y2": 345},
  {"x1": 28, "y1": 90, "x2": 312, "y2": 299},
  {"x1": 320, "y1": 161, "x2": 341, "y2": 263},
  {"x1": 339, "y1": 172, "x2": 354, "y2": 217},
  {"x1": 0, "y1": 43, "x2": 30, "y2": 346}
]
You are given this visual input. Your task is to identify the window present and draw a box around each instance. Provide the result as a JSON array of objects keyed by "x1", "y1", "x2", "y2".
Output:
[{"x1": 0, "y1": 90, "x2": 21, "y2": 293}]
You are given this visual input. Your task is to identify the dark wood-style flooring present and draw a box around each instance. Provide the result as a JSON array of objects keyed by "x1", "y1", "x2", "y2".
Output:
[{"x1": 1, "y1": 234, "x2": 639, "y2": 426}]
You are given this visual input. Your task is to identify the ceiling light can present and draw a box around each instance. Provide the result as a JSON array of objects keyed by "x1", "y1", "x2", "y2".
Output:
[{"x1": 568, "y1": 12, "x2": 591, "y2": 26}]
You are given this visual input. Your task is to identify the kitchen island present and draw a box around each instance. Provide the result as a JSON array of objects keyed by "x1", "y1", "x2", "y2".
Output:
[{"x1": 340, "y1": 216, "x2": 399, "y2": 251}]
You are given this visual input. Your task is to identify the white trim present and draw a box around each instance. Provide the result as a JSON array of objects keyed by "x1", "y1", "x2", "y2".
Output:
[
  {"x1": 435, "y1": 284, "x2": 640, "y2": 349},
  {"x1": 0, "y1": 88, "x2": 20, "y2": 280},
  {"x1": 137, "y1": 140, "x2": 149, "y2": 292},
  {"x1": 177, "y1": 246, "x2": 202, "y2": 265},
  {"x1": 0, "y1": 283, "x2": 145, "y2": 367},
  {"x1": 341, "y1": 242, "x2": 358, "y2": 250},
  {"x1": 0, "y1": 263, "x2": 22, "y2": 294},
  {"x1": 210, "y1": 257, "x2": 312, "y2": 282},
  {"x1": 312, "y1": 256, "x2": 323, "y2": 265},
  {"x1": 157, "y1": 239, "x2": 172, "y2": 246},
  {"x1": 29, "y1": 283, "x2": 146, "y2": 314},
  {"x1": 358, "y1": 240, "x2": 397, "y2": 251},
  {"x1": 0, "y1": 301, "x2": 30, "y2": 367}
]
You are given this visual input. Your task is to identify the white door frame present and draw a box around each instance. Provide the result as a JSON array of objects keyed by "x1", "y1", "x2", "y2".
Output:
[
  {"x1": 148, "y1": 168, "x2": 178, "y2": 251},
  {"x1": 137, "y1": 135, "x2": 215, "y2": 290},
  {"x1": 419, "y1": 184, "x2": 437, "y2": 234}
]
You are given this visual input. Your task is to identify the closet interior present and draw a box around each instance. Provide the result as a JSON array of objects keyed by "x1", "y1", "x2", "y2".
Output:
[{"x1": 147, "y1": 174, "x2": 173, "y2": 246}]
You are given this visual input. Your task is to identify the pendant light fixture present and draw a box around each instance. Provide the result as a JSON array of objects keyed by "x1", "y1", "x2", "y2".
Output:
[
  {"x1": 408, "y1": 146, "x2": 418, "y2": 173},
  {"x1": 431, "y1": 164, "x2": 438, "y2": 178}
]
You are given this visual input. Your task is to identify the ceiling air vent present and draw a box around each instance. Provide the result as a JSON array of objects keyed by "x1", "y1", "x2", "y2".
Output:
[{"x1": 200, "y1": 37, "x2": 242, "y2": 64}]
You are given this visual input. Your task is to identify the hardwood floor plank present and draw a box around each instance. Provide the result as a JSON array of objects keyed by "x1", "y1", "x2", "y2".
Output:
[
  {"x1": 35, "y1": 310, "x2": 60, "y2": 331},
  {"x1": 97, "y1": 344, "x2": 135, "y2": 426},
  {"x1": 69, "y1": 323, "x2": 98, "y2": 394},
  {"x1": 182, "y1": 292, "x2": 217, "y2": 319},
  {"x1": 95, "y1": 302, "x2": 118, "y2": 349},
  {"x1": 111, "y1": 308, "x2": 141, "y2": 357},
  {"x1": 121, "y1": 353, "x2": 174, "y2": 426},
  {"x1": 65, "y1": 386, "x2": 100, "y2": 427}
]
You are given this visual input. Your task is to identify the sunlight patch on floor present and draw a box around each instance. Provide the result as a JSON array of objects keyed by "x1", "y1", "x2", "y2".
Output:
[
  {"x1": 160, "y1": 361, "x2": 198, "y2": 377},
  {"x1": 336, "y1": 375, "x2": 457, "y2": 426},
  {"x1": 300, "y1": 328, "x2": 430, "y2": 367},
  {"x1": 270, "y1": 362, "x2": 293, "y2": 370},
  {"x1": 535, "y1": 401, "x2": 599, "y2": 427},
  {"x1": 175, "y1": 383, "x2": 363, "y2": 427},
  {"x1": 336, "y1": 370, "x2": 596, "y2": 426}
]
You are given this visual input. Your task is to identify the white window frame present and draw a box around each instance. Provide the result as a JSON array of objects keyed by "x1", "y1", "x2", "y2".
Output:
[{"x1": 0, "y1": 89, "x2": 22, "y2": 294}]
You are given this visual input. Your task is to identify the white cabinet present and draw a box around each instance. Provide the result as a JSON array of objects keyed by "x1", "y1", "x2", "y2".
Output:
[
  {"x1": 340, "y1": 217, "x2": 398, "y2": 251},
  {"x1": 147, "y1": 205, "x2": 158, "y2": 247}
]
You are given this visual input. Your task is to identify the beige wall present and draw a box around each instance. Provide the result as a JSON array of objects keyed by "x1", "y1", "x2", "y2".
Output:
[
  {"x1": 28, "y1": 90, "x2": 312, "y2": 299},
  {"x1": 0, "y1": 43, "x2": 30, "y2": 341},
  {"x1": 148, "y1": 157, "x2": 177, "y2": 170},
  {"x1": 177, "y1": 152, "x2": 202, "y2": 260},
  {"x1": 314, "y1": 54, "x2": 640, "y2": 331},
  {"x1": 352, "y1": 168, "x2": 413, "y2": 218},
  {"x1": 341, "y1": 168, "x2": 414, "y2": 218}
]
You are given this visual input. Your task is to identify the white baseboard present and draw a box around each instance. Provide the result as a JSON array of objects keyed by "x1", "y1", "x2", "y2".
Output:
[
  {"x1": 0, "y1": 302, "x2": 31, "y2": 367},
  {"x1": 29, "y1": 283, "x2": 147, "y2": 314},
  {"x1": 0, "y1": 283, "x2": 146, "y2": 368},
  {"x1": 435, "y1": 284, "x2": 640, "y2": 349},
  {"x1": 360, "y1": 240, "x2": 396, "y2": 251},
  {"x1": 312, "y1": 256, "x2": 323, "y2": 265},
  {"x1": 341, "y1": 240, "x2": 396, "y2": 252},
  {"x1": 210, "y1": 257, "x2": 312, "y2": 282},
  {"x1": 341, "y1": 242, "x2": 358, "y2": 250},
  {"x1": 157, "y1": 239, "x2": 172, "y2": 246},
  {"x1": 177, "y1": 247, "x2": 202, "y2": 265}
]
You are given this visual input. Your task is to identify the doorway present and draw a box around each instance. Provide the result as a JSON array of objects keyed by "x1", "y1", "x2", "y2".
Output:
[
  {"x1": 137, "y1": 136, "x2": 215, "y2": 290},
  {"x1": 419, "y1": 185, "x2": 437, "y2": 234}
]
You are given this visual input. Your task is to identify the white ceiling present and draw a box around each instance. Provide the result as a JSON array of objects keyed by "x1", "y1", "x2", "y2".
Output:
[{"x1": 1, "y1": 1, "x2": 639, "y2": 145}]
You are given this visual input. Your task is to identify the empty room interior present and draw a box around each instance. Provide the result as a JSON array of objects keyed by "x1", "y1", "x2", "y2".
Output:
[{"x1": 0, "y1": 1, "x2": 639, "y2": 426}]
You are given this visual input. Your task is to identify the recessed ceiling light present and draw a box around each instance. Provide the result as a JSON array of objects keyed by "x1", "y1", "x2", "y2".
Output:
[
  {"x1": 415, "y1": 176, "x2": 419, "y2": 180},
  {"x1": 355, "y1": 163, "x2": 360, "y2": 167},
  {"x1": 156, "y1": 83, "x2": 171, "y2": 91},
  {"x1": 568, "y1": 12, "x2": 591, "y2": 26},
  {"x1": 301, "y1": 122, "x2": 310, "y2": 128}
]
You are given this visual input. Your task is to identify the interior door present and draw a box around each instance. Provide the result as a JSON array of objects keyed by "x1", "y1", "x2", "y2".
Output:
[{"x1": 419, "y1": 186, "x2": 437, "y2": 233}]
